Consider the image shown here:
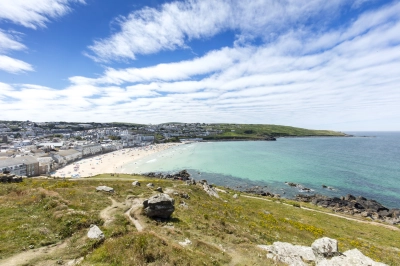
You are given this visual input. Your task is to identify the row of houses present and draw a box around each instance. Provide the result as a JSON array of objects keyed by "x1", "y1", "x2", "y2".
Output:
[{"x1": 0, "y1": 142, "x2": 125, "y2": 177}]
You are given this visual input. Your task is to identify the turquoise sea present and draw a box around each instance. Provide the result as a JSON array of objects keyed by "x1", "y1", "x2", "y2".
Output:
[{"x1": 122, "y1": 132, "x2": 400, "y2": 208}]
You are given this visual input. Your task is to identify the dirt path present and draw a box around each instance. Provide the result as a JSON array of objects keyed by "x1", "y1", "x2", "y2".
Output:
[
  {"x1": 125, "y1": 198, "x2": 146, "y2": 232},
  {"x1": 100, "y1": 197, "x2": 123, "y2": 226},
  {"x1": 0, "y1": 196, "x2": 130, "y2": 266},
  {"x1": 0, "y1": 242, "x2": 68, "y2": 266},
  {"x1": 242, "y1": 195, "x2": 400, "y2": 231}
]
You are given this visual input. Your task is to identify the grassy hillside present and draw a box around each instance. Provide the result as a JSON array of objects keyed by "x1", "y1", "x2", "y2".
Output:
[
  {"x1": 1, "y1": 175, "x2": 398, "y2": 265},
  {"x1": 204, "y1": 124, "x2": 346, "y2": 140}
]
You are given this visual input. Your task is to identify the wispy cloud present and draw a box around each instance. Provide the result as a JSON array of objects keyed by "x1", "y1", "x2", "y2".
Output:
[
  {"x1": 87, "y1": 0, "x2": 349, "y2": 62},
  {"x1": 0, "y1": 0, "x2": 85, "y2": 74},
  {"x1": 0, "y1": 55, "x2": 33, "y2": 73},
  {"x1": 0, "y1": 0, "x2": 85, "y2": 29},
  {"x1": 0, "y1": 30, "x2": 26, "y2": 53}
]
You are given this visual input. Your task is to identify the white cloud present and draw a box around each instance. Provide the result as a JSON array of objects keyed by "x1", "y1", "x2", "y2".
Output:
[
  {"x1": 0, "y1": 30, "x2": 26, "y2": 53},
  {"x1": 87, "y1": 0, "x2": 350, "y2": 62},
  {"x1": 0, "y1": 0, "x2": 85, "y2": 29},
  {"x1": 1, "y1": 1, "x2": 400, "y2": 130},
  {"x1": 0, "y1": 0, "x2": 85, "y2": 74},
  {"x1": 0, "y1": 55, "x2": 33, "y2": 73}
]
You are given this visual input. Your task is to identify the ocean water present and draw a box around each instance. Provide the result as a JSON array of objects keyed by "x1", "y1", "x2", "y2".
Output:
[{"x1": 122, "y1": 132, "x2": 400, "y2": 208}]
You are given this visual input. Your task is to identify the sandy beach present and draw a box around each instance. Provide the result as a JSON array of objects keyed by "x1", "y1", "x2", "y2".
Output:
[{"x1": 52, "y1": 143, "x2": 181, "y2": 178}]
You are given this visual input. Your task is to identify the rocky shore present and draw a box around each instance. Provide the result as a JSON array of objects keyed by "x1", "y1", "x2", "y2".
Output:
[
  {"x1": 296, "y1": 194, "x2": 400, "y2": 225},
  {"x1": 142, "y1": 170, "x2": 399, "y2": 225}
]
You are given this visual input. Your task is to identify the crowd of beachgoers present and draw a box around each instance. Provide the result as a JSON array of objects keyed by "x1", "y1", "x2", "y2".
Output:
[{"x1": 52, "y1": 143, "x2": 181, "y2": 178}]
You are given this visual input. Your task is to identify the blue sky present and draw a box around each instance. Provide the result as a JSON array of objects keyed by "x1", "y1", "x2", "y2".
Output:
[{"x1": 0, "y1": 0, "x2": 399, "y2": 131}]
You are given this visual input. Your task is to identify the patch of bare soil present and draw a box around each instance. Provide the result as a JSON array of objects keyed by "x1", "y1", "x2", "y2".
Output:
[
  {"x1": 125, "y1": 197, "x2": 146, "y2": 232},
  {"x1": 0, "y1": 241, "x2": 68, "y2": 266}
]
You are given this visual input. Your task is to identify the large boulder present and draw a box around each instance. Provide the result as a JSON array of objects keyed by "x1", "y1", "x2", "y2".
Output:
[
  {"x1": 258, "y1": 242, "x2": 315, "y2": 266},
  {"x1": 317, "y1": 249, "x2": 387, "y2": 266},
  {"x1": 258, "y1": 237, "x2": 387, "y2": 266},
  {"x1": 87, "y1": 224, "x2": 104, "y2": 239},
  {"x1": 143, "y1": 193, "x2": 175, "y2": 219},
  {"x1": 96, "y1": 186, "x2": 114, "y2": 193},
  {"x1": 311, "y1": 237, "x2": 339, "y2": 258}
]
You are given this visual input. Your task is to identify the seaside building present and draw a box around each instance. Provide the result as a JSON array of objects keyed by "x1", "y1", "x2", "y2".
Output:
[
  {"x1": 58, "y1": 149, "x2": 82, "y2": 164},
  {"x1": 0, "y1": 156, "x2": 40, "y2": 176},
  {"x1": 37, "y1": 157, "x2": 54, "y2": 175},
  {"x1": 76, "y1": 144, "x2": 103, "y2": 157}
]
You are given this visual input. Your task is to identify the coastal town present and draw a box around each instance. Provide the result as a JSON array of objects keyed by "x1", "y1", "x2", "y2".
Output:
[{"x1": 0, "y1": 120, "x2": 220, "y2": 178}]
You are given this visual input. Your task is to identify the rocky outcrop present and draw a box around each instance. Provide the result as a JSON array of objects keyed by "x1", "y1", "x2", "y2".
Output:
[
  {"x1": 87, "y1": 224, "x2": 104, "y2": 239},
  {"x1": 318, "y1": 249, "x2": 387, "y2": 266},
  {"x1": 296, "y1": 194, "x2": 399, "y2": 225},
  {"x1": 198, "y1": 180, "x2": 219, "y2": 198},
  {"x1": 0, "y1": 173, "x2": 23, "y2": 183},
  {"x1": 265, "y1": 136, "x2": 277, "y2": 141},
  {"x1": 258, "y1": 237, "x2": 387, "y2": 266},
  {"x1": 311, "y1": 237, "x2": 339, "y2": 258},
  {"x1": 244, "y1": 186, "x2": 273, "y2": 197},
  {"x1": 144, "y1": 169, "x2": 191, "y2": 181},
  {"x1": 143, "y1": 193, "x2": 175, "y2": 219},
  {"x1": 258, "y1": 242, "x2": 315, "y2": 265},
  {"x1": 96, "y1": 186, "x2": 114, "y2": 193}
]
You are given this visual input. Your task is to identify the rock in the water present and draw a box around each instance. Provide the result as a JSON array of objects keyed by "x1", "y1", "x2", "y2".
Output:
[
  {"x1": 311, "y1": 237, "x2": 339, "y2": 258},
  {"x1": 146, "y1": 183, "x2": 154, "y2": 188},
  {"x1": 87, "y1": 224, "x2": 104, "y2": 239},
  {"x1": 132, "y1": 181, "x2": 140, "y2": 186},
  {"x1": 143, "y1": 193, "x2": 175, "y2": 218},
  {"x1": 96, "y1": 186, "x2": 114, "y2": 193},
  {"x1": 317, "y1": 249, "x2": 387, "y2": 266}
]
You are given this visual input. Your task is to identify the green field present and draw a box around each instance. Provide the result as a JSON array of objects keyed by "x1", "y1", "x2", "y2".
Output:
[{"x1": 204, "y1": 124, "x2": 346, "y2": 140}]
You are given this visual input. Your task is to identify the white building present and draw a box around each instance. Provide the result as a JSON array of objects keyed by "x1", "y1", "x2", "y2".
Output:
[
  {"x1": 79, "y1": 144, "x2": 103, "y2": 157},
  {"x1": 58, "y1": 149, "x2": 82, "y2": 163}
]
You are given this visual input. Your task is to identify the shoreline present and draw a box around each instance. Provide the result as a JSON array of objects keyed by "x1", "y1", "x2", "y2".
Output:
[{"x1": 52, "y1": 143, "x2": 182, "y2": 178}]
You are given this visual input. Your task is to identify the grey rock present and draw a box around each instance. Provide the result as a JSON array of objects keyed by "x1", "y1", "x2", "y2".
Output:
[
  {"x1": 87, "y1": 224, "x2": 104, "y2": 239},
  {"x1": 155, "y1": 187, "x2": 163, "y2": 192},
  {"x1": 96, "y1": 186, "x2": 114, "y2": 193},
  {"x1": 146, "y1": 183, "x2": 154, "y2": 188},
  {"x1": 317, "y1": 249, "x2": 387, "y2": 266},
  {"x1": 143, "y1": 193, "x2": 175, "y2": 218},
  {"x1": 180, "y1": 193, "x2": 190, "y2": 199},
  {"x1": 233, "y1": 194, "x2": 239, "y2": 199},
  {"x1": 258, "y1": 238, "x2": 386, "y2": 266},
  {"x1": 258, "y1": 242, "x2": 315, "y2": 266},
  {"x1": 312, "y1": 237, "x2": 339, "y2": 258},
  {"x1": 132, "y1": 181, "x2": 140, "y2": 186},
  {"x1": 202, "y1": 180, "x2": 219, "y2": 198}
]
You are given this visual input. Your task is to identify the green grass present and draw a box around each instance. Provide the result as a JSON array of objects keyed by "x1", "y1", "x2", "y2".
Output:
[
  {"x1": 203, "y1": 124, "x2": 346, "y2": 140},
  {"x1": 0, "y1": 176, "x2": 399, "y2": 265}
]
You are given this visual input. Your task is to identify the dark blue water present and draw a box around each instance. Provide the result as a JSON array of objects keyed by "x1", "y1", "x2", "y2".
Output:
[{"x1": 124, "y1": 132, "x2": 400, "y2": 208}]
